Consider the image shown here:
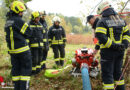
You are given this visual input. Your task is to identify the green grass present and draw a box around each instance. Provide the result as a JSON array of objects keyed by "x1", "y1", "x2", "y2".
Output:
[{"x1": 0, "y1": 44, "x2": 130, "y2": 90}]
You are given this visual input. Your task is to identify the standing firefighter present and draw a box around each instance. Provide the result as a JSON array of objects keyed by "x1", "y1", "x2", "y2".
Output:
[
  {"x1": 40, "y1": 11, "x2": 49, "y2": 70},
  {"x1": 96, "y1": 1, "x2": 130, "y2": 90},
  {"x1": 87, "y1": 15, "x2": 100, "y2": 55},
  {"x1": 4, "y1": 1, "x2": 32, "y2": 90},
  {"x1": 48, "y1": 16, "x2": 66, "y2": 68},
  {"x1": 29, "y1": 11, "x2": 44, "y2": 75}
]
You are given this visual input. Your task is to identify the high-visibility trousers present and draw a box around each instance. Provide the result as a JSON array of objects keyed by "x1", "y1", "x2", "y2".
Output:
[
  {"x1": 31, "y1": 48, "x2": 43, "y2": 74},
  {"x1": 100, "y1": 50, "x2": 125, "y2": 90},
  {"x1": 52, "y1": 45, "x2": 65, "y2": 66},
  {"x1": 41, "y1": 50, "x2": 48, "y2": 70},
  {"x1": 11, "y1": 50, "x2": 32, "y2": 90}
]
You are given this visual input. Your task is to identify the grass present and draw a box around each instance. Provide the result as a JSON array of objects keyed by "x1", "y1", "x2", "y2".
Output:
[{"x1": 0, "y1": 44, "x2": 130, "y2": 90}]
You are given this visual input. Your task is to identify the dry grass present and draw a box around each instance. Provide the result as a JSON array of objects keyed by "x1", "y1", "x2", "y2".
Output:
[{"x1": 66, "y1": 34, "x2": 93, "y2": 45}]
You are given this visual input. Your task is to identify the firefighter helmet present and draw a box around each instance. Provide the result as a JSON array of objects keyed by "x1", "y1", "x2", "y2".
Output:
[
  {"x1": 31, "y1": 11, "x2": 40, "y2": 20},
  {"x1": 52, "y1": 16, "x2": 61, "y2": 23},
  {"x1": 10, "y1": 1, "x2": 26, "y2": 14},
  {"x1": 97, "y1": 1, "x2": 111, "y2": 15}
]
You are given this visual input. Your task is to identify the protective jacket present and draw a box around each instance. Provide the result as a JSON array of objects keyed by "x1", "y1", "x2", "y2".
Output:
[
  {"x1": 95, "y1": 8, "x2": 130, "y2": 53},
  {"x1": 5, "y1": 13, "x2": 32, "y2": 54},
  {"x1": 28, "y1": 20, "x2": 44, "y2": 48},
  {"x1": 48, "y1": 25, "x2": 66, "y2": 45}
]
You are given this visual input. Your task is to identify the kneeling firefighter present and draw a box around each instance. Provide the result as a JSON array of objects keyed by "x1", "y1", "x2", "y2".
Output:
[
  {"x1": 29, "y1": 11, "x2": 44, "y2": 75},
  {"x1": 4, "y1": 1, "x2": 32, "y2": 90},
  {"x1": 48, "y1": 16, "x2": 67, "y2": 68},
  {"x1": 96, "y1": 1, "x2": 130, "y2": 90}
]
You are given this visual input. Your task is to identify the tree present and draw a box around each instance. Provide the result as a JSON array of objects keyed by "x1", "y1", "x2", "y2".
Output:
[{"x1": 4, "y1": 0, "x2": 32, "y2": 7}]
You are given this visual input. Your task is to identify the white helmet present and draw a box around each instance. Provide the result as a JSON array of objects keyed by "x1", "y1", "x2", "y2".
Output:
[
  {"x1": 52, "y1": 16, "x2": 61, "y2": 23},
  {"x1": 97, "y1": 1, "x2": 111, "y2": 15}
]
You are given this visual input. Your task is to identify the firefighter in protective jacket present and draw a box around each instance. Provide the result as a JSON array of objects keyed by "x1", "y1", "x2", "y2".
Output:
[
  {"x1": 39, "y1": 11, "x2": 49, "y2": 70},
  {"x1": 4, "y1": 1, "x2": 32, "y2": 90},
  {"x1": 29, "y1": 11, "x2": 44, "y2": 75},
  {"x1": 48, "y1": 16, "x2": 66, "y2": 67},
  {"x1": 96, "y1": 1, "x2": 130, "y2": 90},
  {"x1": 87, "y1": 15, "x2": 100, "y2": 55}
]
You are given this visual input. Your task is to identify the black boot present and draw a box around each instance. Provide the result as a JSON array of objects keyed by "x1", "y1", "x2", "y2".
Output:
[{"x1": 60, "y1": 60, "x2": 64, "y2": 66}]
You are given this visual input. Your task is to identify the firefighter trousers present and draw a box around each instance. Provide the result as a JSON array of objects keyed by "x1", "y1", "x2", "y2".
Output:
[
  {"x1": 41, "y1": 50, "x2": 48, "y2": 70},
  {"x1": 100, "y1": 50, "x2": 125, "y2": 90},
  {"x1": 11, "y1": 50, "x2": 32, "y2": 90},
  {"x1": 31, "y1": 48, "x2": 43, "y2": 75},
  {"x1": 52, "y1": 45, "x2": 65, "y2": 66}
]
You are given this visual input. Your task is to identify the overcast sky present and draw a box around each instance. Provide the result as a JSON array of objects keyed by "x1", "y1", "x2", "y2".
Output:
[{"x1": 27, "y1": 0, "x2": 129, "y2": 17}]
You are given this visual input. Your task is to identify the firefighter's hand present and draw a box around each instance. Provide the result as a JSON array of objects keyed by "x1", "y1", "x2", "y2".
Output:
[{"x1": 93, "y1": 50, "x2": 98, "y2": 56}]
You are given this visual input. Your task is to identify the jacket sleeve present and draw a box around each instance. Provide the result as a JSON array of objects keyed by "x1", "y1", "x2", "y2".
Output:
[
  {"x1": 122, "y1": 25, "x2": 130, "y2": 48},
  {"x1": 61, "y1": 26, "x2": 66, "y2": 43},
  {"x1": 95, "y1": 42, "x2": 100, "y2": 50},
  {"x1": 95, "y1": 21, "x2": 115, "y2": 48},
  {"x1": 14, "y1": 18, "x2": 32, "y2": 38},
  {"x1": 48, "y1": 27, "x2": 52, "y2": 43}
]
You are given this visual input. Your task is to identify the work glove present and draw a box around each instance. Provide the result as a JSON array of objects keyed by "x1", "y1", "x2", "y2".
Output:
[{"x1": 63, "y1": 42, "x2": 66, "y2": 48}]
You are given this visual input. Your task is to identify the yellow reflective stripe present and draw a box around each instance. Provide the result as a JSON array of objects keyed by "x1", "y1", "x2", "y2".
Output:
[
  {"x1": 37, "y1": 25, "x2": 42, "y2": 27},
  {"x1": 100, "y1": 38, "x2": 112, "y2": 48},
  {"x1": 30, "y1": 25, "x2": 36, "y2": 27},
  {"x1": 48, "y1": 39, "x2": 52, "y2": 41},
  {"x1": 43, "y1": 39, "x2": 47, "y2": 42},
  {"x1": 96, "y1": 42, "x2": 100, "y2": 45},
  {"x1": 36, "y1": 65, "x2": 41, "y2": 69},
  {"x1": 115, "y1": 80, "x2": 125, "y2": 85},
  {"x1": 30, "y1": 43, "x2": 44, "y2": 47},
  {"x1": 104, "y1": 38, "x2": 112, "y2": 48},
  {"x1": 63, "y1": 37, "x2": 66, "y2": 40},
  {"x1": 54, "y1": 58, "x2": 60, "y2": 61},
  {"x1": 30, "y1": 25, "x2": 42, "y2": 28},
  {"x1": 9, "y1": 46, "x2": 30, "y2": 54},
  {"x1": 40, "y1": 61, "x2": 46, "y2": 65},
  {"x1": 26, "y1": 39, "x2": 29, "y2": 43},
  {"x1": 43, "y1": 30, "x2": 45, "y2": 33},
  {"x1": 12, "y1": 76, "x2": 21, "y2": 81},
  {"x1": 123, "y1": 35, "x2": 130, "y2": 42},
  {"x1": 60, "y1": 58, "x2": 65, "y2": 60},
  {"x1": 10, "y1": 27, "x2": 14, "y2": 49},
  {"x1": 109, "y1": 28, "x2": 122, "y2": 44},
  {"x1": 20, "y1": 23, "x2": 28, "y2": 34},
  {"x1": 20, "y1": 76, "x2": 30, "y2": 81},
  {"x1": 123, "y1": 26, "x2": 129, "y2": 33},
  {"x1": 103, "y1": 83, "x2": 114, "y2": 89},
  {"x1": 52, "y1": 40, "x2": 58, "y2": 44},
  {"x1": 32, "y1": 67, "x2": 36, "y2": 70},
  {"x1": 96, "y1": 27, "x2": 107, "y2": 34}
]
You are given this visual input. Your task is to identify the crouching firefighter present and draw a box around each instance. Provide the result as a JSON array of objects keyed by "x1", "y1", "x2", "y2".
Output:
[
  {"x1": 48, "y1": 16, "x2": 66, "y2": 68},
  {"x1": 4, "y1": 1, "x2": 32, "y2": 90},
  {"x1": 96, "y1": 1, "x2": 130, "y2": 90},
  {"x1": 40, "y1": 11, "x2": 49, "y2": 70},
  {"x1": 29, "y1": 11, "x2": 44, "y2": 75}
]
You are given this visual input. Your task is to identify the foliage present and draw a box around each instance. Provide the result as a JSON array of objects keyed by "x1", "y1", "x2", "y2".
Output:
[{"x1": 4, "y1": 0, "x2": 32, "y2": 7}]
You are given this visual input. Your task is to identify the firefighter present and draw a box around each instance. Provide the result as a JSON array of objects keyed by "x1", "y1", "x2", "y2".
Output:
[
  {"x1": 4, "y1": 1, "x2": 32, "y2": 90},
  {"x1": 96, "y1": 1, "x2": 130, "y2": 90},
  {"x1": 39, "y1": 11, "x2": 49, "y2": 70},
  {"x1": 29, "y1": 11, "x2": 44, "y2": 75},
  {"x1": 87, "y1": 15, "x2": 100, "y2": 55},
  {"x1": 48, "y1": 16, "x2": 66, "y2": 68}
]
